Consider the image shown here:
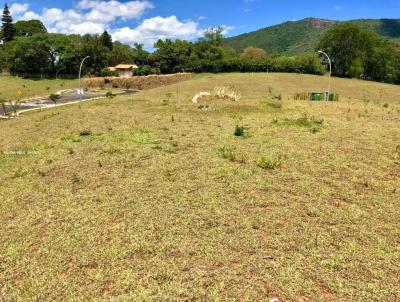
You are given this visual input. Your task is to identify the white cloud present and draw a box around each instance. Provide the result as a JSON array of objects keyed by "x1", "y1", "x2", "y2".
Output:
[
  {"x1": 76, "y1": 0, "x2": 154, "y2": 21},
  {"x1": 113, "y1": 16, "x2": 202, "y2": 47},
  {"x1": 9, "y1": 1, "x2": 233, "y2": 47},
  {"x1": 334, "y1": 5, "x2": 343, "y2": 11},
  {"x1": 9, "y1": 3, "x2": 29, "y2": 15},
  {"x1": 12, "y1": 1, "x2": 154, "y2": 35}
]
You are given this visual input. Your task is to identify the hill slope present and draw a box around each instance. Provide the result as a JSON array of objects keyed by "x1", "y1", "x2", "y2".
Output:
[{"x1": 224, "y1": 18, "x2": 400, "y2": 55}]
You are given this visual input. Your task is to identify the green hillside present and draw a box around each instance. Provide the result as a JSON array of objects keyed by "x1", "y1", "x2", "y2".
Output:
[{"x1": 224, "y1": 18, "x2": 400, "y2": 55}]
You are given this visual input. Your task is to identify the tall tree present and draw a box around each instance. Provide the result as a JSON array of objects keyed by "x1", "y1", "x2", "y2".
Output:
[
  {"x1": 14, "y1": 20, "x2": 47, "y2": 37},
  {"x1": 100, "y1": 30, "x2": 113, "y2": 50},
  {"x1": 1, "y1": 3, "x2": 16, "y2": 43},
  {"x1": 317, "y1": 23, "x2": 397, "y2": 82}
]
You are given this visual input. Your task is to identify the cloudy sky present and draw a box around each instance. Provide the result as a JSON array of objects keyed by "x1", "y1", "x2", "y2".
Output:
[{"x1": 2, "y1": 0, "x2": 400, "y2": 48}]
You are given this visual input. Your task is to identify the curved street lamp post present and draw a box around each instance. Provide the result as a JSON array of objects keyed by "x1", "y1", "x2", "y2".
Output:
[
  {"x1": 78, "y1": 56, "x2": 90, "y2": 99},
  {"x1": 56, "y1": 67, "x2": 65, "y2": 80},
  {"x1": 318, "y1": 50, "x2": 332, "y2": 101}
]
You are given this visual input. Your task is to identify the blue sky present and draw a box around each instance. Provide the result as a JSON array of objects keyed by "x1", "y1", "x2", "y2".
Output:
[{"x1": 2, "y1": 0, "x2": 400, "y2": 47}]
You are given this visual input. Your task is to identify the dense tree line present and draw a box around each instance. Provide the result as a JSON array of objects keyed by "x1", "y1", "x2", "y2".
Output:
[
  {"x1": 0, "y1": 4, "x2": 399, "y2": 84},
  {"x1": 317, "y1": 23, "x2": 400, "y2": 84}
]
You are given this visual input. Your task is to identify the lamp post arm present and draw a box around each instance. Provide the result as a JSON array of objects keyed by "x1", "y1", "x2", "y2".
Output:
[
  {"x1": 318, "y1": 50, "x2": 332, "y2": 101},
  {"x1": 79, "y1": 56, "x2": 90, "y2": 98}
]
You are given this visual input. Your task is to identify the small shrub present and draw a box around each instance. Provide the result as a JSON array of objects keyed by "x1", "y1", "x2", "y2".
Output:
[
  {"x1": 257, "y1": 154, "x2": 285, "y2": 170},
  {"x1": 310, "y1": 127, "x2": 320, "y2": 134},
  {"x1": 106, "y1": 91, "x2": 115, "y2": 99},
  {"x1": 383, "y1": 103, "x2": 389, "y2": 108},
  {"x1": 79, "y1": 130, "x2": 93, "y2": 137},
  {"x1": 49, "y1": 93, "x2": 61, "y2": 104},
  {"x1": 234, "y1": 125, "x2": 249, "y2": 137}
]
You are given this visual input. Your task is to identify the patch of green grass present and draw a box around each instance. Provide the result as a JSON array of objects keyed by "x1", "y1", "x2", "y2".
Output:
[
  {"x1": 0, "y1": 75, "x2": 77, "y2": 100},
  {"x1": 257, "y1": 153, "x2": 285, "y2": 170},
  {"x1": 274, "y1": 113, "x2": 324, "y2": 130},
  {"x1": 262, "y1": 99, "x2": 283, "y2": 109},
  {"x1": 13, "y1": 168, "x2": 28, "y2": 178}
]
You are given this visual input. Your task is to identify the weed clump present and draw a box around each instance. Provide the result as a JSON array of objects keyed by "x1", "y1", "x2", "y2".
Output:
[
  {"x1": 273, "y1": 113, "x2": 324, "y2": 131},
  {"x1": 257, "y1": 154, "x2": 285, "y2": 170},
  {"x1": 294, "y1": 92, "x2": 308, "y2": 100},
  {"x1": 219, "y1": 146, "x2": 236, "y2": 161},
  {"x1": 198, "y1": 104, "x2": 209, "y2": 110},
  {"x1": 218, "y1": 146, "x2": 246, "y2": 163},
  {"x1": 261, "y1": 100, "x2": 283, "y2": 109},
  {"x1": 79, "y1": 130, "x2": 93, "y2": 137},
  {"x1": 71, "y1": 174, "x2": 82, "y2": 185}
]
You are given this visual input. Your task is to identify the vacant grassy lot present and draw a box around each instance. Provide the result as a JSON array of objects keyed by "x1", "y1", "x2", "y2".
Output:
[
  {"x1": 0, "y1": 73, "x2": 399, "y2": 301},
  {"x1": 0, "y1": 76, "x2": 77, "y2": 100}
]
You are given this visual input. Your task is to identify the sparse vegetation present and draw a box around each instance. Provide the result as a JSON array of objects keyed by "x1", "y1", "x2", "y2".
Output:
[
  {"x1": 257, "y1": 153, "x2": 285, "y2": 170},
  {"x1": 0, "y1": 73, "x2": 399, "y2": 301}
]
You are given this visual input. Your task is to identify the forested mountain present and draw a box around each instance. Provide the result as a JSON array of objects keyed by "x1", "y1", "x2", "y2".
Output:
[{"x1": 223, "y1": 18, "x2": 400, "y2": 55}]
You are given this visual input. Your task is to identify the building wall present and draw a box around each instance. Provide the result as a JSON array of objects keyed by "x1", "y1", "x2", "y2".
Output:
[{"x1": 118, "y1": 69, "x2": 132, "y2": 78}]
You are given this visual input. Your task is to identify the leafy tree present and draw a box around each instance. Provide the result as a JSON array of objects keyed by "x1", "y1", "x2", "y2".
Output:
[
  {"x1": 202, "y1": 26, "x2": 224, "y2": 46},
  {"x1": 241, "y1": 47, "x2": 267, "y2": 60},
  {"x1": 2, "y1": 35, "x2": 53, "y2": 76},
  {"x1": 100, "y1": 30, "x2": 113, "y2": 50},
  {"x1": 14, "y1": 20, "x2": 47, "y2": 37},
  {"x1": 81, "y1": 34, "x2": 109, "y2": 75},
  {"x1": 317, "y1": 23, "x2": 397, "y2": 82},
  {"x1": 132, "y1": 43, "x2": 149, "y2": 66},
  {"x1": 107, "y1": 41, "x2": 133, "y2": 66},
  {"x1": 1, "y1": 3, "x2": 16, "y2": 43},
  {"x1": 154, "y1": 39, "x2": 192, "y2": 73}
]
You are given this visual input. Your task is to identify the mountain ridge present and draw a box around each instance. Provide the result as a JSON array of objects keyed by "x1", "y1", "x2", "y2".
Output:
[{"x1": 223, "y1": 18, "x2": 400, "y2": 55}]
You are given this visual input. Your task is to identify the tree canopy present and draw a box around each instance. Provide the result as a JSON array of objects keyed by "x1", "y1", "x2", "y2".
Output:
[
  {"x1": 317, "y1": 23, "x2": 399, "y2": 83},
  {"x1": 14, "y1": 20, "x2": 47, "y2": 37}
]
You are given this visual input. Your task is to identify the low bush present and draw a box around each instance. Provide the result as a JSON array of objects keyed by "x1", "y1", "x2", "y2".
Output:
[{"x1": 234, "y1": 125, "x2": 249, "y2": 137}]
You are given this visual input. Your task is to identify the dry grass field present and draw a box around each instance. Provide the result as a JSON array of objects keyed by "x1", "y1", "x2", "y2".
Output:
[{"x1": 0, "y1": 73, "x2": 399, "y2": 301}]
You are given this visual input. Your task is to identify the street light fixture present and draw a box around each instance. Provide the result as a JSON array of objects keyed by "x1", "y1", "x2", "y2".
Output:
[
  {"x1": 56, "y1": 67, "x2": 65, "y2": 80},
  {"x1": 318, "y1": 50, "x2": 332, "y2": 101},
  {"x1": 78, "y1": 56, "x2": 90, "y2": 99}
]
